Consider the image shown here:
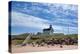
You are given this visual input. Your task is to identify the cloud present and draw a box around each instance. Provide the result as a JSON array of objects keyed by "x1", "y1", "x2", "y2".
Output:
[
  {"x1": 11, "y1": 2, "x2": 78, "y2": 34},
  {"x1": 12, "y1": 2, "x2": 78, "y2": 20},
  {"x1": 11, "y1": 11, "x2": 51, "y2": 29},
  {"x1": 11, "y1": 11, "x2": 64, "y2": 33},
  {"x1": 11, "y1": 11, "x2": 78, "y2": 34},
  {"x1": 52, "y1": 18, "x2": 77, "y2": 27}
]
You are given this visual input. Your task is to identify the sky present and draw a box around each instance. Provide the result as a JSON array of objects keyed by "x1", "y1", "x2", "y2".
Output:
[{"x1": 9, "y1": 1, "x2": 78, "y2": 35}]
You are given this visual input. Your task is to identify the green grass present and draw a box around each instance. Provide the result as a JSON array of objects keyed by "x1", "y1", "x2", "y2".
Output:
[
  {"x1": 12, "y1": 34, "x2": 78, "y2": 45},
  {"x1": 12, "y1": 40, "x2": 24, "y2": 45}
]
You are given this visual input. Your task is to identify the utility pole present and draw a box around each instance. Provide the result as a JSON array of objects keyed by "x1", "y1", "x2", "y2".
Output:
[{"x1": 68, "y1": 22, "x2": 69, "y2": 35}]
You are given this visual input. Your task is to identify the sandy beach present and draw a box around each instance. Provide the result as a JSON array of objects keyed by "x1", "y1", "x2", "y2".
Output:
[{"x1": 11, "y1": 45, "x2": 78, "y2": 53}]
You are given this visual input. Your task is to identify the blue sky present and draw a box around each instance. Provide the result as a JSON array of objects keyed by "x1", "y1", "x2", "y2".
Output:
[{"x1": 9, "y1": 1, "x2": 78, "y2": 35}]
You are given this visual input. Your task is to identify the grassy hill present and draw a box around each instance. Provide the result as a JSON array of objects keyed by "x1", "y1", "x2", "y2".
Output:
[{"x1": 11, "y1": 33, "x2": 78, "y2": 45}]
